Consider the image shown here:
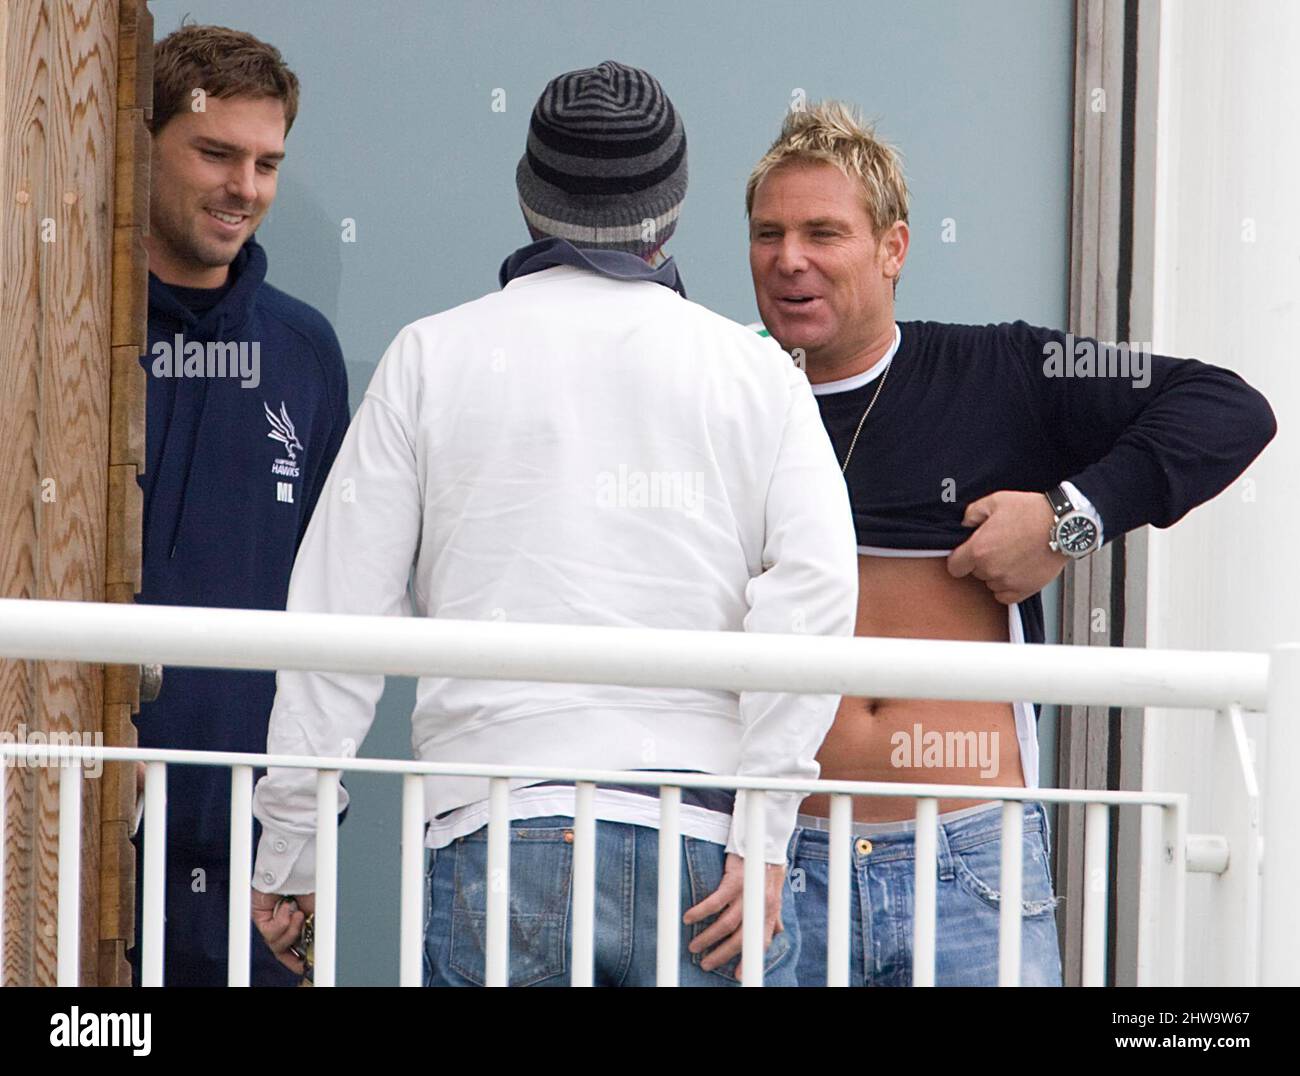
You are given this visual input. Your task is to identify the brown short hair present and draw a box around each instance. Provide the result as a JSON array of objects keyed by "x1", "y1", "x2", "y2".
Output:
[
  {"x1": 151, "y1": 24, "x2": 300, "y2": 136},
  {"x1": 746, "y1": 101, "x2": 909, "y2": 236}
]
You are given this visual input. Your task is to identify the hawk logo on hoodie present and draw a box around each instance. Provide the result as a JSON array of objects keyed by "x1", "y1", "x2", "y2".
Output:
[{"x1": 265, "y1": 401, "x2": 303, "y2": 478}]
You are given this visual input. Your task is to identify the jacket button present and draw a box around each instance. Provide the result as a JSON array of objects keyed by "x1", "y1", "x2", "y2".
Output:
[
  {"x1": 274, "y1": 839, "x2": 287, "y2": 853},
  {"x1": 262, "y1": 871, "x2": 276, "y2": 885}
]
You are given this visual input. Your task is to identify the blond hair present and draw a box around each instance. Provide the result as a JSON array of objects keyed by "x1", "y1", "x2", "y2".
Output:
[{"x1": 745, "y1": 101, "x2": 909, "y2": 235}]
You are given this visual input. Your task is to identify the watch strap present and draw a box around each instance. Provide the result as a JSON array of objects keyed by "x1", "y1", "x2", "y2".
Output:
[{"x1": 1044, "y1": 484, "x2": 1073, "y2": 519}]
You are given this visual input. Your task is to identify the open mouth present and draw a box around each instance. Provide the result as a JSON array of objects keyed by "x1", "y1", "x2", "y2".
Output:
[{"x1": 777, "y1": 295, "x2": 821, "y2": 309}]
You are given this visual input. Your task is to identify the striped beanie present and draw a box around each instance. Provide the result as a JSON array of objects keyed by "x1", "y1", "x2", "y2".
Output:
[{"x1": 516, "y1": 61, "x2": 687, "y2": 257}]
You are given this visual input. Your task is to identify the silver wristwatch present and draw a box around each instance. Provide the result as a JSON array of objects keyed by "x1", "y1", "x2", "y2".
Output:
[{"x1": 1045, "y1": 485, "x2": 1100, "y2": 558}]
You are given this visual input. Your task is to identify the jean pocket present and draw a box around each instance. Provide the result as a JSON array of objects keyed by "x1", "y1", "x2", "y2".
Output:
[
  {"x1": 449, "y1": 826, "x2": 572, "y2": 987},
  {"x1": 683, "y1": 837, "x2": 792, "y2": 983},
  {"x1": 952, "y1": 828, "x2": 1060, "y2": 918}
]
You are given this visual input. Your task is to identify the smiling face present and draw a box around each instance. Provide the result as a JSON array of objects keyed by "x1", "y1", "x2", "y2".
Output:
[
  {"x1": 147, "y1": 94, "x2": 287, "y2": 287},
  {"x1": 749, "y1": 159, "x2": 908, "y2": 381}
]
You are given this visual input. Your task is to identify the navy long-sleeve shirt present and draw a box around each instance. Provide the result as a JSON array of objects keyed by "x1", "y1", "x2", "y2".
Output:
[{"x1": 815, "y1": 320, "x2": 1277, "y2": 645}]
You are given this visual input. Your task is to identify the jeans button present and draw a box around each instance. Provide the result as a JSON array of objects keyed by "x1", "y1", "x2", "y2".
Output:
[{"x1": 855, "y1": 837, "x2": 873, "y2": 856}]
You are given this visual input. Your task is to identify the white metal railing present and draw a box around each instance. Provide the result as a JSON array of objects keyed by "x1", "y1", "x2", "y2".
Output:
[
  {"x1": 0, "y1": 598, "x2": 1294, "y2": 988},
  {"x1": 1, "y1": 743, "x2": 1189, "y2": 988}
]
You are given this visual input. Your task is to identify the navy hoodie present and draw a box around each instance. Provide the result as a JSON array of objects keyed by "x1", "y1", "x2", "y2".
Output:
[{"x1": 136, "y1": 237, "x2": 349, "y2": 860}]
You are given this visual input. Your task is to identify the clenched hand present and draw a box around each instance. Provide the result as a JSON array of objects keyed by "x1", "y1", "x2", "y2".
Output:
[{"x1": 947, "y1": 490, "x2": 1069, "y2": 605}]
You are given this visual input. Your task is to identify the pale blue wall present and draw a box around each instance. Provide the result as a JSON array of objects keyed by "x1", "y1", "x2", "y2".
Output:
[{"x1": 150, "y1": 0, "x2": 1074, "y2": 984}]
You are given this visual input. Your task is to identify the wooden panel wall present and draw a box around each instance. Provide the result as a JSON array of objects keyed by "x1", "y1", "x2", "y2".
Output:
[
  {"x1": 100, "y1": 0, "x2": 149, "y2": 988},
  {"x1": 0, "y1": 0, "x2": 147, "y2": 987},
  {"x1": 0, "y1": 0, "x2": 46, "y2": 989}
]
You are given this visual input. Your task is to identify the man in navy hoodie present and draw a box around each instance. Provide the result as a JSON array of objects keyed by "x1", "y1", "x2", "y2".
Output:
[{"x1": 129, "y1": 25, "x2": 349, "y2": 986}]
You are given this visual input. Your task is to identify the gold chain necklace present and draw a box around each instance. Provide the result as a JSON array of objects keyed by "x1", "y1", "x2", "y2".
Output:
[{"x1": 838, "y1": 358, "x2": 892, "y2": 474}]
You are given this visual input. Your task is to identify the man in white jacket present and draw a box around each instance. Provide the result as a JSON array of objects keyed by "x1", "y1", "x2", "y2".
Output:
[{"x1": 249, "y1": 61, "x2": 857, "y2": 986}]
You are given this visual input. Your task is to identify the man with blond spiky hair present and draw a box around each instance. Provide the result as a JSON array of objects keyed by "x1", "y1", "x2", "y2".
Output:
[{"x1": 745, "y1": 100, "x2": 1275, "y2": 986}]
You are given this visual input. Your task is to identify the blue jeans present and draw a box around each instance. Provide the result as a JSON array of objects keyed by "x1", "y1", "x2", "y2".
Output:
[
  {"x1": 424, "y1": 816, "x2": 800, "y2": 987},
  {"x1": 789, "y1": 802, "x2": 1063, "y2": 987}
]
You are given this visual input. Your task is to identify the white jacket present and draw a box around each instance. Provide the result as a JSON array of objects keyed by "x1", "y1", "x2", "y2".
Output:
[{"x1": 252, "y1": 265, "x2": 857, "y2": 891}]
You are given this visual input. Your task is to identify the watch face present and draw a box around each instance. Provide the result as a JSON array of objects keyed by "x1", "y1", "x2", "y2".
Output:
[{"x1": 1057, "y1": 513, "x2": 1099, "y2": 556}]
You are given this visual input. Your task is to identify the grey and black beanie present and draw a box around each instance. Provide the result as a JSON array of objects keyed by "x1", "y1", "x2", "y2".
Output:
[{"x1": 516, "y1": 60, "x2": 687, "y2": 257}]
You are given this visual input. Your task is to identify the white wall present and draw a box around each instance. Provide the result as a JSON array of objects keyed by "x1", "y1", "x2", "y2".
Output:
[{"x1": 1139, "y1": 0, "x2": 1299, "y2": 986}]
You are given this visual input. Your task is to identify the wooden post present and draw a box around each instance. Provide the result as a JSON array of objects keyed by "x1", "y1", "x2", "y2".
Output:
[
  {"x1": 99, "y1": 0, "x2": 150, "y2": 989},
  {"x1": 1058, "y1": 0, "x2": 1143, "y2": 988},
  {"x1": 0, "y1": 0, "x2": 149, "y2": 987}
]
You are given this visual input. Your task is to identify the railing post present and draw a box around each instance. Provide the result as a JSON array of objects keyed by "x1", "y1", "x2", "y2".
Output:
[
  {"x1": 741, "y1": 791, "x2": 766, "y2": 987},
  {"x1": 656, "y1": 787, "x2": 682, "y2": 986},
  {"x1": 997, "y1": 800, "x2": 1024, "y2": 987},
  {"x1": 56, "y1": 759, "x2": 82, "y2": 986},
  {"x1": 826, "y1": 794, "x2": 852, "y2": 987},
  {"x1": 1157, "y1": 798, "x2": 1187, "y2": 986},
  {"x1": 399, "y1": 773, "x2": 425, "y2": 987},
  {"x1": 314, "y1": 770, "x2": 340, "y2": 987},
  {"x1": 227, "y1": 765, "x2": 253, "y2": 987},
  {"x1": 486, "y1": 778, "x2": 510, "y2": 987},
  {"x1": 1082, "y1": 803, "x2": 1110, "y2": 986},
  {"x1": 1262, "y1": 644, "x2": 1300, "y2": 985},
  {"x1": 571, "y1": 781, "x2": 596, "y2": 987},
  {"x1": 912, "y1": 797, "x2": 938, "y2": 986},
  {"x1": 141, "y1": 761, "x2": 167, "y2": 986}
]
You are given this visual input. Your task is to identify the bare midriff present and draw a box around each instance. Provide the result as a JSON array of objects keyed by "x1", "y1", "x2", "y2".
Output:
[{"x1": 800, "y1": 554, "x2": 1026, "y2": 823}]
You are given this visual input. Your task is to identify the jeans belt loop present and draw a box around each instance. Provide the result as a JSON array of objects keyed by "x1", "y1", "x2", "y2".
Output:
[
  {"x1": 1031, "y1": 800, "x2": 1050, "y2": 859},
  {"x1": 935, "y1": 813, "x2": 956, "y2": 881}
]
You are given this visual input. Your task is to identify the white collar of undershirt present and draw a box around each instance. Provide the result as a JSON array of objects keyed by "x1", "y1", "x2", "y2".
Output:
[{"x1": 809, "y1": 324, "x2": 902, "y2": 396}]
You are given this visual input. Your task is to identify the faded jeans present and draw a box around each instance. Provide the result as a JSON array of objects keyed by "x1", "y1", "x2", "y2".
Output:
[
  {"x1": 423, "y1": 815, "x2": 799, "y2": 987},
  {"x1": 788, "y1": 801, "x2": 1063, "y2": 986}
]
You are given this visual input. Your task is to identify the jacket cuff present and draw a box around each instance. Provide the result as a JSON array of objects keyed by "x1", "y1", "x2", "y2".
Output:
[
  {"x1": 725, "y1": 789, "x2": 800, "y2": 865},
  {"x1": 252, "y1": 826, "x2": 316, "y2": 895}
]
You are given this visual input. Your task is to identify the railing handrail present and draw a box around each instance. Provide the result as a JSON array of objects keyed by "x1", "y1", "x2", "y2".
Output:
[
  {"x1": 0, "y1": 598, "x2": 1273, "y2": 710},
  {"x1": 0, "y1": 742, "x2": 1187, "y2": 808},
  {"x1": 3, "y1": 601, "x2": 1294, "y2": 985}
]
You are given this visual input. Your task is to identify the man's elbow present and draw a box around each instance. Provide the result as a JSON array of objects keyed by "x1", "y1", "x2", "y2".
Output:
[
  {"x1": 1251, "y1": 389, "x2": 1279, "y2": 456},
  {"x1": 1224, "y1": 373, "x2": 1278, "y2": 460},
  {"x1": 786, "y1": 560, "x2": 857, "y2": 639}
]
